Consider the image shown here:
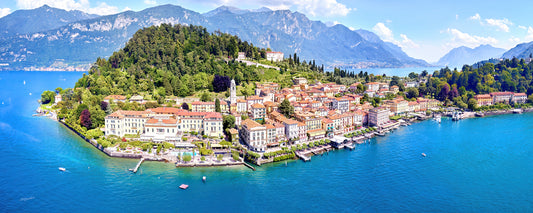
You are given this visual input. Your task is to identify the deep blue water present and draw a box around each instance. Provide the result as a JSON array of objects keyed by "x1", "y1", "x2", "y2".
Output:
[{"x1": 1, "y1": 71, "x2": 532, "y2": 212}]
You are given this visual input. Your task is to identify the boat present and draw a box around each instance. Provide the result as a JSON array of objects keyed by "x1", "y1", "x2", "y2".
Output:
[
  {"x1": 377, "y1": 132, "x2": 386, "y2": 136},
  {"x1": 421, "y1": 153, "x2": 426, "y2": 157},
  {"x1": 179, "y1": 184, "x2": 189, "y2": 189},
  {"x1": 202, "y1": 176, "x2": 206, "y2": 182},
  {"x1": 58, "y1": 167, "x2": 66, "y2": 172}
]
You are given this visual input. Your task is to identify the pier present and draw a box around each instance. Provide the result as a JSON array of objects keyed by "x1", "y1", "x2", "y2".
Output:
[
  {"x1": 243, "y1": 162, "x2": 256, "y2": 171},
  {"x1": 295, "y1": 152, "x2": 311, "y2": 162},
  {"x1": 345, "y1": 143, "x2": 355, "y2": 150},
  {"x1": 132, "y1": 158, "x2": 145, "y2": 173}
]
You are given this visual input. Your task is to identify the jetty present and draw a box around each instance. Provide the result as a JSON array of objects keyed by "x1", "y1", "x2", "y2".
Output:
[
  {"x1": 345, "y1": 143, "x2": 355, "y2": 150},
  {"x1": 295, "y1": 152, "x2": 311, "y2": 162},
  {"x1": 132, "y1": 158, "x2": 145, "y2": 173},
  {"x1": 243, "y1": 162, "x2": 256, "y2": 171}
]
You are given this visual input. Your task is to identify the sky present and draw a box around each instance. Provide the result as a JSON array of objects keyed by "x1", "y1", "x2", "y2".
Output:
[{"x1": 1, "y1": 0, "x2": 533, "y2": 63}]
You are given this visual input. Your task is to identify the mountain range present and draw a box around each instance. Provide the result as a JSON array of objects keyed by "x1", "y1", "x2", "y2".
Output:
[
  {"x1": 437, "y1": 45, "x2": 506, "y2": 68},
  {"x1": 501, "y1": 41, "x2": 533, "y2": 59},
  {"x1": 0, "y1": 4, "x2": 430, "y2": 71}
]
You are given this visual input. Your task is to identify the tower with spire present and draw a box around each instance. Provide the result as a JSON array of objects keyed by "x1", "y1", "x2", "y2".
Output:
[{"x1": 230, "y1": 79, "x2": 237, "y2": 104}]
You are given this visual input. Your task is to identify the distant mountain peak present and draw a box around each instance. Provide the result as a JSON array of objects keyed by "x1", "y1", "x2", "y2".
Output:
[{"x1": 438, "y1": 44, "x2": 506, "y2": 68}]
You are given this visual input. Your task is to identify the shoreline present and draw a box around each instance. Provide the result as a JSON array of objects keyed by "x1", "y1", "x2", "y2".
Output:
[{"x1": 51, "y1": 107, "x2": 531, "y2": 169}]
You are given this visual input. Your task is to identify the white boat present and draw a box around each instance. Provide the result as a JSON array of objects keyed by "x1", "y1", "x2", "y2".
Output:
[
  {"x1": 421, "y1": 153, "x2": 426, "y2": 157},
  {"x1": 202, "y1": 176, "x2": 206, "y2": 182},
  {"x1": 179, "y1": 184, "x2": 189, "y2": 189},
  {"x1": 58, "y1": 167, "x2": 66, "y2": 172}
]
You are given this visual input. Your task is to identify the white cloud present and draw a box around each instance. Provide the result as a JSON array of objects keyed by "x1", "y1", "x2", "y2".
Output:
[
  {"x1": 485, "y1": 18, "x2": 512, "y2": 32},
  {"x1": 0, "y1": 8, "x2": 11, "y2": 18},
  {"x1": 144, "y1": 0, "x2": 157, "y2": 5},
  {"x1": 469, "y1": 13, "x2": 513, "y2": 32},
  {"x1": 509, "y1": 37, "x2": 520, "y2": 43},
  {"x1": 372, "y1": 22, "x2": 419, "y2": 49},
  {"x1": 16, "y1": 0, "x2": 119, "y2": 15},
  {"x1": 400, "y1": 34, "x2": 419, "y2": 48},
  {"x1": 446, "y1": 28, "x2": 498, "y2": 47},
  {"x1": 519, "y1": 25, "x2": 527, "y2": 30},
  {"x1": 122, "y1": 7, "x2": 132, "y2": 12},
  {"x1": 373, "y1": 22, "x2": 394, "y2": 42},
  {"x1": 195, "y1": 0, "x2": 353, "y2": 17},
  {"x1": 348, "y1": 26, "x2": 355, "y2": 31},
  {"x1": 455, "y1": 14, "x2": 459, "y2": 20},
  {"x1": 325, "y1": 20, "x2": 341, "y2": 27},
  {"x1": 526, "y1": 27, "x2": 533, "y2": 41},
  {"x1": 469, "y1": 13, "x2": 480, "y2": 20}
]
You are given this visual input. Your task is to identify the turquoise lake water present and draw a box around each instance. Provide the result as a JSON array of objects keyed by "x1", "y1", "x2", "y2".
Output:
[{"x1": 0, "y1": 71, "x2": 532, "y2": 212}]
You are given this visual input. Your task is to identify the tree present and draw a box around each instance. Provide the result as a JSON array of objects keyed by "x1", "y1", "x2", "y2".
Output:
[
  {"x1": 181, "y1": 102, "x2": 189, "y2": 110},
  {"x1": 217, "y1": 154, "x2": 223, "y2": 161},
  {"x1": 223, "y1": 115, "x2": 235, "y2": 130},
  {"x1": 200, "y1": 92, "x2": 211, "y2": 102},
  {"x1": 41, "y1": 90, "x2": 56, "y2": 104},
  {"x1": 145, "y1": 101, "x2": 159, "y2": 109},
  {"x1": 279, "y1": 99, "x2": 294, "y2": 118},
  {"x1": 213, "y1": 75, "x2": 231, "y2": 93},
  {"x1": 438, "y1": 84, "x2": 450, "y2": 101},
  {"x1": 406, "y1": 87, "x2": 419, "y2": 99},
  {"x1": 468, "y1": 98, "x2": 477, "y2": 111},
  {"x1": 80, "y1": 109, "x2": 92, "y2": 129},
  {"x1": 215, "y1": 99, "x2": 221, "y2": 112},
  {"x1": 421, "y1": 70, "x2": 428, "y2": 77},
  {"x1": 100, "y1": 101, "x2": 108, "y2": 111}
]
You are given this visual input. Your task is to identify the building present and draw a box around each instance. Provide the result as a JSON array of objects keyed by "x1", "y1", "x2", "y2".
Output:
[
  {"x1": 141, "y1": 117, "x2": 180, "y2": 142},
  {"x1": 240, "y1": 119, "x2": 267, "y2": 152},
  {"x1": 512, "y1": 93, "x2": 527, "y2": 104},
  {"x1": 249, "y1": 103, "x2": 266, "y2": 121},
  {"x1": 365, "y1": 82, "x2": 380, "y2": 92},
  {"x1": 332, "y1": 97, "x2": 350, "y2": 113},
  {"x1": 190, "y1": 101, "x2": 216, "y2": 112},
  {"x1": 54, "y1": 93, "x2": 62, "y2": 104},
  {"x1": 293, "y1": 77, "x2": 308, "y2": 85},
  {"x1": 385, "y1": 98, "x2": 409, "y2": 115},
  {"x1": 266, "y1": 51, "x2": 284, "y2": 62},
  {"x1": 103, "y1": 95, "x2": 127, "y2": 103},
  {"x1": 105, "y1": 110, "x2": 149, "y2": 137},
  {"x1": 230, "y1": 79, "x2": 237, "y2": 104},
  {"x1": 237, "y1": 52, "x2": 246, "y2": 60},
  {"x1": 283, "y1": 119, "x2": 299, "y2": 141},
  {"x1": 129, "y1": 95, "x2": 144, "y2": 103},
  {"x1": 474, "y1": 94, "x2": 493, "y2": 106},
  {"x1": 236, "y1": 99, "x2": 247, "y2": 112},
  {"x1": 491, "y1": 92, "x2": 513, "y2": 104},
  {"x1": 246, "y1": 96, "x2": 263, "y2": 109},
  {"x1": 202, "y1": 112, "x2": 223, "y2": 137},
  {"x1": 368, "y1": 107, "x2": 390, "y2": 127}
]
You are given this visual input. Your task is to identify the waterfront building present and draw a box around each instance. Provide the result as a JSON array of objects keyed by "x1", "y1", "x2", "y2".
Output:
[
  {"x1": 491, "y1": 92, "x2": 513, "y2": 104},
  {"x1": 474, "y1": 94, "x2": 493, "y2": 106},
  {"x1": 105, "y1": 110, "x2": 149, "y2": 137},
  {"x1": 141, "y1": 117, "x2": 180, "y2": 143},
  {"x1": 385, "y1": 98, "x2": 409, "y2": 115},
  {"x1": 266, "y1": 51, "x2": 284, "y2": 62},
  {"x1": 240, "y1": 119, "x2": 267, "y2": 152},
  {"x1": 265, "y1": 124, "x2": 277, "y2": 145},
  {"x1": 369, "y1": 107, "x2": 390, "y2": 127},
  {"x1": 512, "y1": 93, "x2": 527, "y2": 104},
  {"x1": 202, "y1": 112, "x2": 223, "y2": 137},
  {"x1": 298, "y1": 122, "x2": 308, "y2": 142},
  {"x1": 283, "y1": 119, "x2": 299, "y2": 141}
]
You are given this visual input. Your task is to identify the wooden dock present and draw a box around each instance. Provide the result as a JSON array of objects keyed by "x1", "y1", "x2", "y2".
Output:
[
  {"x1": 295, "y1": 152, "x2": 311, "y2": 162},
  {"x1": 132, "y1": 158, "x2": 144, "y2": 173}
]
